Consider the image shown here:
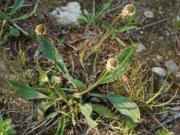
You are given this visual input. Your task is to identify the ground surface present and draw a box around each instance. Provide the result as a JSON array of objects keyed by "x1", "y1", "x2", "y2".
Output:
[{"x1": 0, "y1": 0, "x2": 180, "y2": 135}]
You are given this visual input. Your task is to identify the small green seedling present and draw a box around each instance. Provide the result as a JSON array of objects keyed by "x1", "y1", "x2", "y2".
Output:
[
  {"x1": 0, "y1": 116, "x2": 16, "y2": 135},
  {"x1": 0, "y1": 0, "x2": 38, "y2": 45},
  {"x1": 78, "y1": 2, "x2": 111, "y2": 26}
]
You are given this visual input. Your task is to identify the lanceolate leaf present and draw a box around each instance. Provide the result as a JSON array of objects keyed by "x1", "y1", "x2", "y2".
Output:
[
  {"x1": 72, "y1": 79, "x2": 87, "y2": 91},
  {"x1": 100, "y1": 65, "x2": 130, "y2": 84},
  {"x1": 9, "y1": 26, "x2": 20, "y2": 37},
  {"x1": 95, "y1": 2, "x2": 111, "y2": 19},
  {"x1": 11, "y1": 13, "x2": 30, "y2": 21},
  {"x1": 91, "y1": 103, "x2": 115, "y2": 118},
  {"x1": 90, "y1": 93, "x2": 140, "y2": 123},
  {"x1": 56, "y1": 116, "x2": 66, "y2": 135},
  {"x1": 10, "y1": 0, "x2": 25, "y2": 15},
  {"x1": 118, "y1": 25, "x2": 138, "y2": 33},
  {"x1": 37, "y1": 36, "x2": 68, "y2": 74},
  {"x1": 37, "y1": 36, "x2": 87, "y2": 91},
  {"x1": 116, "y1": 45, "x2": 137, "y2": 66},
  {"x1": 107, "y1": 94, "x2": 140, "y2": 123},
  {"x1": 8, "y1": 80, "x2": 47, "y2": 100},
  {"x1": 79, "y1": 104, "x2": 97, "y2": 128},
  {"x1": 10, "y1": 2, "x2": 38, "y2": 21}
]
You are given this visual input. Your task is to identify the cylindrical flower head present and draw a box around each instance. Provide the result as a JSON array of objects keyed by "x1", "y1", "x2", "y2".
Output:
[
  {"x1": 121, "y1": 4, "x2": 136, "y2": 19},
  {"x1": 106, "y1": 58, "x2": 117, "y2": 72},
  {"x1": 35, "y1": 24, "x2": 46, "y2": 35}
]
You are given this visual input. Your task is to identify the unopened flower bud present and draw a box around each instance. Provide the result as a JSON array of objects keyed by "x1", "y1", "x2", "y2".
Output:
[
  {"x1": 121, "y1": 4, "x2": 136, "y2": 18},
  {"x1": 35, "y1": 24, "x2": 46, "y2": 35}
]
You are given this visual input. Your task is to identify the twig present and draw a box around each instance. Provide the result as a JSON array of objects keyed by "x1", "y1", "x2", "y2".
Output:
[
  {"x1": 151, "y1": 115, "x2": 169, "y2": 133},
  {"x1": 36, "y1": 119, "x2": 58, "y2": 135},
  {"x1": 150, "y1": 112, "x2": 180, "y2": 131},
  {"x1": 104, "y1": 0, "x2": 129, "y2": 14},
  {"x1": 12, "y1": 22, "x2": 29, "y2": 36},
  {"x1": 24, "y1": 118, "x2": 52, "y2": 135},
  {"x1": 65, "y1": 42, "x2": 78, "y2": 51},
  {"x1": 126, "y1": 18, "x2": 170, "y2": 35}
]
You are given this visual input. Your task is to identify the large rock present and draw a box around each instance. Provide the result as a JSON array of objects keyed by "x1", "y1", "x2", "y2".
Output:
[{"x1": 50, "y1": 2, "x2": 82, "y2": 26}]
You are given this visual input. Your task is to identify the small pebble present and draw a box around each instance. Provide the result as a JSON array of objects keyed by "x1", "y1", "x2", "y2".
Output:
[
  {"x1": 144, "y1": 10, "x2": 154, "y2": 18},
  {"x1": 165, "y1": 60, "x2": 178, "y2": 73},
  {"x1": 136, "y1": 42, "x2": 146, "y2": 53},
  {"x1": 152, "y1": 67, "x2": 167, "y2": 77},
  {"x1": 85, "y1": 32, "x2": 98, "y2": 41}
]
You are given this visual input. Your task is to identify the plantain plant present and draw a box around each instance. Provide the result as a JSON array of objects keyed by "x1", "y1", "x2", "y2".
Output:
[{"x1": 8, "y1": 33, "x2": 140, "y2": 134}]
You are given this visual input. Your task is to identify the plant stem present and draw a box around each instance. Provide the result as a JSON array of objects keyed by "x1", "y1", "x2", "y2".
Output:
[
  {"x1": 146, "y1": 77, "x2": 171, "y2": 105},
  {"x1": 95, "y1": 13, "x2": 122, "y2": 50},
  {"x1": 74, "y1": 71, "x2": 108, "y2": 97},
  {"x1": 91, "y1": 13, "x2": 122, "y2": 70},
  {"x1": 74, "y1": 80, "x2": 100, "y2": 97}
]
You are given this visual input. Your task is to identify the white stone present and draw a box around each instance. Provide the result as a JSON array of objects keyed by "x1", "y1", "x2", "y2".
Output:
[
  {"x1": 136, "y1": 42, "x2": 146, "y2": 53},
  {"x1": 50, "y1": 2, "x2": 82, "y2": 26},
  {"x1": 152, "y1": 67, "x2": 167, "y2": 77},
  {"x1": 144, "y1": 10, "x2": 154, "y2": 18}
]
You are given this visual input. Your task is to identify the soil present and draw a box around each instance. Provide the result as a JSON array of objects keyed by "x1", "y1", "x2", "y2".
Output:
[{"x1": 0, "y1": 0, "x2": 179, "y2": 135}]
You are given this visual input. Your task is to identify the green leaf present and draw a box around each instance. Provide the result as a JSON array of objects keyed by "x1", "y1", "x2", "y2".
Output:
[
  {"x1": 8, "y1": 80, "x2": 47, "y2": 100},
  {"x1": 101, "y1": 65, "x2": 130, "y2": 84},
  {"x1": 37, "y1": 36, "x2": 87, "y2": 91},
  {"x1": 126, "y1": 117, "x2": 138, "y2": 129},
  {"x1": 9, "y1": 26, "x2": 20, "y2": 37},
  {"x1": 10, "y1": 2, "x2": 39, "y2": 21},
  {"x1": 0, "y1": 11, "x2": 6, "y2": 20},
  {"x1": 37, "y1": 36, "x2": 69, "y2": 74},
  {"x1": 95, "y1": 2, "x2": 111, "y2": 19},
  {"x1": 0, "y1": 116, "x2": 16, "y2": 135},
  {"x1": 91, "y1": 104, "x2": 114, "y2": 118},
  {"x1": 78, "y1": 9, "x2": 93, "y2": 25},
  {"x1": 107, "y1": 95, "x2": 140, "y2": 123},
  {"x1": 11, "y1": 13, "x2": 30, "y2": 21},
  {"x1": 10, "y1": 0, "x2": 25, "y2": 15},
  {"x1": 90, "y1": 93, "x2": 140, "y2": 124},
  {"x1": 116, "y1": 45, "x2": 137, "y2": 65},
  {"x1": 99, "y1": 21, "x2": 111, "y2": 30},
  {"x1": 72, "y1": 79, "x2": 87, "y2": 91},
  {"x1": 118, "y1": 25, "x2": 138, "y2": 33},
  {"x1": 79, "y1": 104, "x2": 97, "y2": 128},
  {"x1": 56, "y1": 116, "x2": 66, "y2": 135}
]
